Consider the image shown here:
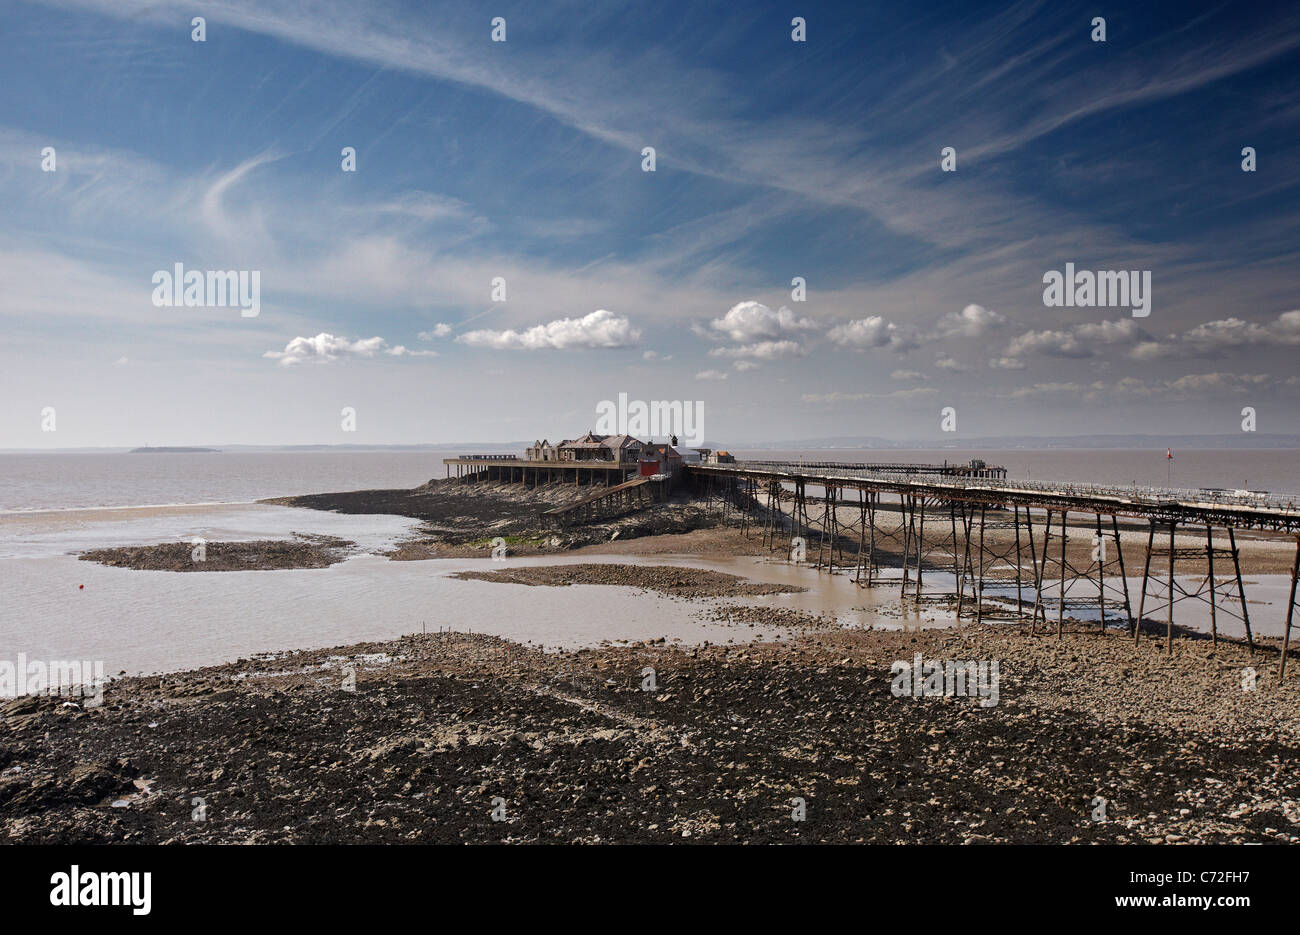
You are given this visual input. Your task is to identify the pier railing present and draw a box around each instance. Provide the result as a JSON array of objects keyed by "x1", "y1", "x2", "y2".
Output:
[{"x1": 698, "y1": 460, "x2": 1300, "y2": 522}]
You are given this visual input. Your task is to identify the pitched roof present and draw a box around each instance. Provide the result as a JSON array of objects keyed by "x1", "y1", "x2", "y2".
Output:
[
  {"x1": 560, "y1": 432, "x2": 608, "y2": 448},
  {"x1": 601, "y1": 433, "x2": 643, "y2": 450}
]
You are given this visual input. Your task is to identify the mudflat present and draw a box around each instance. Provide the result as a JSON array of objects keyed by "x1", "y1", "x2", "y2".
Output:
[
  {"x1": 449, "y1": 563, "x2": 804, "y2": 598},
  {"x1": 78, "y1": 534, "x2": 354, "y2": 572}
]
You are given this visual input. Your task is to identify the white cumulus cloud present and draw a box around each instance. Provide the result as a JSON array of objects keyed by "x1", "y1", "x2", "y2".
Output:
[
  {"x1": 1005, "y1": 329, "x2": 1093, "y2": 359},
  {"x1": 708, "y1": 340, "x2": 805, "y2": 360},
  {"x1": 707, "y1": 301, "x2": 816, "y2": 342},
  {"x1": 457, "y1": 309, "x2": 640, "y2": 350},
  {"x1": 419, "y1": 322, "x2": 454, "y2": 340},
  {"x1": 937, "y1": 303, "x2": 1005, "y2": 338},
  {"x1": 263, "y1": 333, "x2": 434, "y2": 365},
  {"x1": 827, "y1": 316, "x2": 918, "y2": 353}
]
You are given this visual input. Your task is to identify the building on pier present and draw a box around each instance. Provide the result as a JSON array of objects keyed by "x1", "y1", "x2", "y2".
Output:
[
  {"x1": 525, "y1": 432, "x2": 646, "y2": 465},
  {"x1": 639, "y1": 442, "x2": 684, "y2": 477}
]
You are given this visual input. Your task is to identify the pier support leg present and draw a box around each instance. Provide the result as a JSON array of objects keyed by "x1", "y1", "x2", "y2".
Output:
[
  {"x1": 866, "y1": 492, "x2": 877, "y2": 586},
  {"x1": 1227, "y1": 527, "x2": 1255, "y2": 654},
  {"x1": 1057, "y1": 509, "x2": 1068, "y2": 638},
  {"x1": 1166, "y1": 522, "x2": 1176, "y2": 656},
  {"x1": 1095, "y1": 514, "x2": 1106, "y2": 633},
  {"x1": 900, "y1": 495, "x2": 913, "y2": 601},
  {"x1": 816, "y1": 487, "x2": 826, "y2": 568},
  {"x1": 1031, "y1": 510, "x2": 1050, "y2": 633},
  {"x1": 854, "y1": 490, "x2": 867, "y2": 583},
  {"x1": 1111, "y1": 516, "x2": 1133, "y2": 637},
  {"x1": 1013, "y1": 506, "x2": 1024, "y2": 623},
  {"x1": 952, "y1": 503, "x2": 965, "y2": 618},
  {"x1": 914, "y1": 497, "x2": 926, "y2": 602},
  {"x1": 1206, "y1": 525, "x2": 1218, "y2": 651},
  {"x1": 1026, "y1": 510, "x2": 1042, "y2": 633},
  {"x1": 976, "y1": 504, "x2": 987, "y2": 625},
  {"x1": 1135, "y1": 521, "x2": 1155, "y2": 643},
  {"x1": 1281, "y1": 537, "x2": 1299, "y2": 683}
]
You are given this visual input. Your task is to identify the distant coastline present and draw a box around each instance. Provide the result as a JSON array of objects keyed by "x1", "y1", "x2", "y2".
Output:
[
  {"x1": 5, "y1": 433, "x2": 1300, "y2": 454},
  {"x1": 128, "y1": 446, "x2": 220, "y2": 454}
]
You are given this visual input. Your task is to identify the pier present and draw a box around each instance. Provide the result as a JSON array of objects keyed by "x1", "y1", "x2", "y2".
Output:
[
  {"x1": 443, "y1": 454, "x2": 1008, "y2": 485},
  {"x1": 688, "y1": 460, "x2": 1300, "y2": 678},
  {"x1": 442, "y1": 450, "x2": 1300, "y2": 677}
]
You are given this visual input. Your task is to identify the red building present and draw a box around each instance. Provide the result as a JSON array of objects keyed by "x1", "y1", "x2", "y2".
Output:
[{"x1": 639, "y1": 441, "x2": 684, "y2": 477}]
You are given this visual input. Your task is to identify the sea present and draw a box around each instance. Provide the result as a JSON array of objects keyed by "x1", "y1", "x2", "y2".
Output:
[{"x1": 2, "y1": 448, "x2": 1297, "y2": 677}]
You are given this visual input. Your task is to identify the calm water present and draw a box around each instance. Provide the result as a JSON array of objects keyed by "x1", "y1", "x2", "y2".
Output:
[
  {"x1": 739, "y1": 448, "x2": 1300, "y2": 495},
  {"x1": 1, "y1": 448, "x2": 1296, "y2": 677},
  {"x1": 3, "y1": 448, "x2": 1297, "y2": 513},
  {"x1": 0, "y1": 549, "x2": 914, "y2": 676},
  {"x1": 0, "y1": 451, "x2": 443, "y2": 512}
]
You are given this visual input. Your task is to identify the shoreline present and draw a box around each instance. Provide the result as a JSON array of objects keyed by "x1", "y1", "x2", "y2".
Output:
[{"x1": 48, "y1": 473, "x2": 1293, "y2": 575}]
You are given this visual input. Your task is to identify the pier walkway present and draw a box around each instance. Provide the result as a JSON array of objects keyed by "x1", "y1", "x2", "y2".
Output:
[{"x1": 541, "y1": 475, "x2": 666, "y2": 525}]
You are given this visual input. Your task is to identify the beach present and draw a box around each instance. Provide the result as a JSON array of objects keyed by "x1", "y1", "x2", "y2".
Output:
[
  {"x1": 5, "y1": 459, "x2": 1300, "y2": 845},
  {"x1": 5, "y1": 622, "x2": 1297, "y2": 844}
]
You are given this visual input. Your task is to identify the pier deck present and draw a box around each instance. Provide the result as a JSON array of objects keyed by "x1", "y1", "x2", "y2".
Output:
[{"x1": 443, "y1": 456, "x2": 630, "y2": 486}]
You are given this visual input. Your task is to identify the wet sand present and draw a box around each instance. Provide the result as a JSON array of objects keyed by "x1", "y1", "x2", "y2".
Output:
[
  {"x1": 269, "y1": 477, "x2": 1297, "y2": 576},
  {"x1": 450, "y1": 563, "x2": 804, "y2": 599}
]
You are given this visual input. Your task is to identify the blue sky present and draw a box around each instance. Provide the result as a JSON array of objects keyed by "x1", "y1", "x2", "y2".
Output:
[{"x1": 2, "y1": 0, "x2": 1299, "y2": 447}]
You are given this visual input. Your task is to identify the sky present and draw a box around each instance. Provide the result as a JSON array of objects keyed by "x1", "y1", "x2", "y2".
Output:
[{"x1": 2, "y1": 0, "x2": 1299, "y2": 448}]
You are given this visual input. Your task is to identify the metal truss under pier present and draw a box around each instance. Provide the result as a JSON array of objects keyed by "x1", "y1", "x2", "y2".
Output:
[{"x1": 687, "y1": 460, "x2": 1300, "y2": 682}]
